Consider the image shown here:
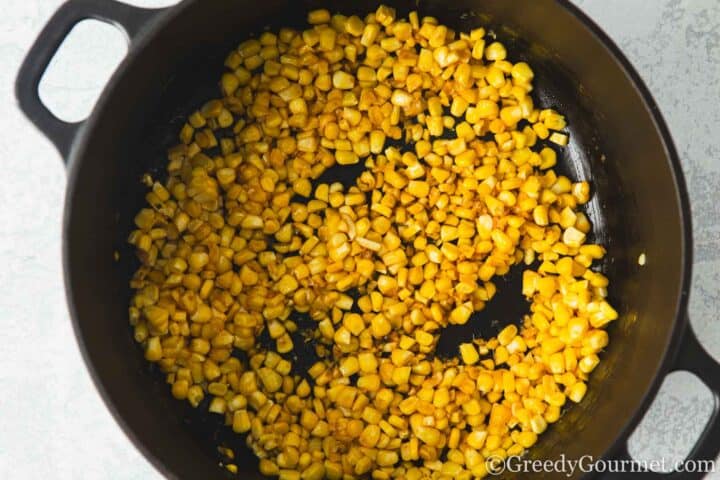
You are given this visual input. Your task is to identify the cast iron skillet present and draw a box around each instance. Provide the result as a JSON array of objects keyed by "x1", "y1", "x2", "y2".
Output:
[{"x1": 15, "y1": 0, "x2": 720, "y2": 478}]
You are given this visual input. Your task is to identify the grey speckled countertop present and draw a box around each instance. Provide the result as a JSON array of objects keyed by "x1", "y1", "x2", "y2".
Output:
[{"x1": 0, "y1": 0, "x2": 718, "y2": 478}]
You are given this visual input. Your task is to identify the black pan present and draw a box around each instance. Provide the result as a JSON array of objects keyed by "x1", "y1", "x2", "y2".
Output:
[{"x1": 16, "y1": 0, "x2": 720, "y2": 478}]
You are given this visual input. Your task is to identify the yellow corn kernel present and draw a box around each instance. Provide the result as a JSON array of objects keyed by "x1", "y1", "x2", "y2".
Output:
[
  {"x1": 568, "y1": 381, "x2": 588, "y2": 403},
  {"x1": 451, "y1": 97, "x2": 469, "y2": 117},
  {"x1": 279, "y1": 470, "x2": 301, "y2": 480},
  {"x1": 259, "y1": 459, "x2": 279, "y2": 476},
  {"x1": 516, "y1": 431, "x2": 537, "y2": 448},
  {"x1": 361, "y1": 23, "x2": 381, "y2": 46},
  {"x1": 498, "y1": 325, "x2": 518, "y2": 346},
  {"x1": 301, "y1": 463, "x2": 325, "y2": 480},
  {"x1": 277, "y1": 274, "x2": 299, "y2": 295},
  {"x1": 579, "y1": 354, "x2": 600, "y2": 373},
  {"x1": 415, "y1": 426, "x2": 441, "y2": 446},
  {"x1": 232, "y1": 410, "x2": 251, "y2": 433},
  {"x1": 307, "y1": 9, "x2": 330, "y2": 24},
  {"x1": 550, "y1": 132, "x2": 569, "y2": 146},
  {"x1": 333, "y1": 71, "x2": 355, "y2": 90},
  {"x1": 476, "y1": 100, "x2": 499, "y2": 119},
  {"x1": 415, "y1": 329, "x2": 434, "y2": 346},
  {"x1": 391, "y1": 89, "x2": 413, "y2": 107},
  {"x1": 345, "y1": 15, "x2": 365, "y2": 36},
  {"x1": 407, "y1": 180, "x2": 430, "y2": 197},
  {"x1": 336, "y1": 150, "x2": 359, "y2": 165},
  {"x1": 459, "y1": 343, "x2": 479, "y2": 365},
  {"x1": 450, "y1": 303, "x2": 473, "y2": 324},
  {"x1": 376, "y1": 450, "x2": 399, "y2": 467},
  {"x1": 485, "y1": 41, "x2": 507, "y2": 60},
  {"x1": 511, "y1": 62, "x2": 534, "y2": 83},
  {"x1": 563, "y1": 226, "x2": 586, "y2": 248},
  {"x1": 471, "y1": 38, "x2": 485, "y2": 60}
]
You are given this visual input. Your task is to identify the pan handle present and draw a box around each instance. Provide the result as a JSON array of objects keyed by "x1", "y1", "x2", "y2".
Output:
[
  {"x1": 15, "y1": 0, "x2": 168, "y2": 161},
  {"x1": 601, "y1": 321, "x2": 720, "y2": 479}
]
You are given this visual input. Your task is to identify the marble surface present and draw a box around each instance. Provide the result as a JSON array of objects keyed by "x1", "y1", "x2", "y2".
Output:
[{"x1": 1, "y1": 0, "x2": 718, "y2": 478}]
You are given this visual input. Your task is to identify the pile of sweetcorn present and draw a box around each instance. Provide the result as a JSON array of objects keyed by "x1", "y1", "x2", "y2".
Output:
[{"x1": 127, "y1": 5, "x2": 617, "y2": 479}]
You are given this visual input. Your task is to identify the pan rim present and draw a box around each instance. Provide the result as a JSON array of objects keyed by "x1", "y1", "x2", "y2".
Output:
[{"x1": 60, "y1": 0, "x2": 693, "y2": 478}]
